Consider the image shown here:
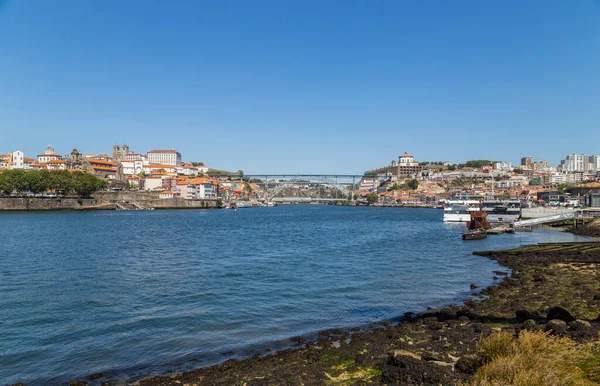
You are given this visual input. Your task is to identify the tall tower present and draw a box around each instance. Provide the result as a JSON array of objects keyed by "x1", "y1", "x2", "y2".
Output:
[{"x1": 113, "y1": 144, "x2": 120, "y2": 162}]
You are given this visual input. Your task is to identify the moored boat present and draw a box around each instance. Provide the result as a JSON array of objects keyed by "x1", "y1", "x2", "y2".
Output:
[{"x1": 462, "y1": 229, "x2": 487, "y2": 240}]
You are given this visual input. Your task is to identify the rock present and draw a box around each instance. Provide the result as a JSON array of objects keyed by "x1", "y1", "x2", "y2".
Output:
[
  {"x1": 458, "y1": 315, "x2": 470, "y2": 323},
  {"x1": 381, "y1": 353, "x2": 453, "y2": 384},
  {"x1": 470, "y1": 283, "x2": 479, "y2": 290},
  {"x1": 421, "y1": 351, "x2": 446, "y2": 362},
  {"x1": 532, "y1": 274, "x2": 546, "y2": 282},
  {"x1": 593, "y1": 294, "x2": 600, "y2": 301},
  {"x1": 493, "y1": 275, "x2": 498, "y2": 280},
  {"x1": 422, "y1": 316, "x2": 439, "y2": 325},
  {"x1": 493, "y1": 271, "x2": 508, "y2": 276},
  {"x1": 545, "y1": 319, "x2": 568, "y2": 335},
  {"x1": 455, "y1": 354, "x2": 481, "y2": 375},
  {"x1": 522, "y1": 319, "x2": 537, "y2": 329},
  {"x1": 516, "y1": 310, "x2": 540, "y2": 322},
  {"x1": 568, "y1": 319, "x2": 592, "y2": 331},
  {"x1": 87, "y1": 373, "x2": 104, "y2": 380},
  {"x1": 403, "y1": 312, "x2": 418, "y2": 322},
  {"x1": 546, "y1": 306, "x2": 575, "y2": 322}
]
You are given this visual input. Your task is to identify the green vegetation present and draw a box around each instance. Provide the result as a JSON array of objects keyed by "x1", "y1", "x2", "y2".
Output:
[
  {"x1": 0, "y1": 169, "x2": 105, "y2": 197},
  {"x1": 558, "y1": 183, "x2": 575, "y2": 191},
  {"x1": 191, "y1": 161, "x2": 205, "y2": 166},
  {"x1": 366, "y1": 192, "x2": 378, "y2": 204},
  {"x1": 447, "y1": 164, "x2": 456, "y2": 171},
  {"x1": 407, "y1": 179, "x2": 419, "y2": 190},
  {"x1": 464, "y1": 330, "x2": 600, "y2": 385},
  {"x1": 322, "y1": 352, "x2": 382, "y2": 385},
  {"x1": 465, "y1": 160, "x2": 495, "y2": 169},
  {"x1": 513, "y1": 168, "x2": 523, "y2": 174},
  {"x1": 529, "y1": 177, "x2": 542, "y2": 186}
]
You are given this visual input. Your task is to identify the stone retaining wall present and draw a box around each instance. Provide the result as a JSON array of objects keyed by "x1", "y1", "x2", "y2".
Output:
[{"x1": 0, "y1": 197, "x2": 114, "y2": 211}]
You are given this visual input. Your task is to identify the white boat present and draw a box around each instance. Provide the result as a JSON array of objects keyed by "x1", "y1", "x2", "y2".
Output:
[{"x1": 443, "y1": 200, "x2": 522, "y2": 223}]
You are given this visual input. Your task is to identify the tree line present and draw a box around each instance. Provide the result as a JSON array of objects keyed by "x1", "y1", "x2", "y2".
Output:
[{"x1": 0, "y1": 169, "x2": 106, "y2": 197}]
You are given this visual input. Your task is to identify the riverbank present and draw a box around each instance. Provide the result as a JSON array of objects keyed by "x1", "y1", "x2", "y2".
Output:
[
  {"x1": 62, "y1": 240, "x2": 599, "y2": 386},
  {"x1": 0, "y1": 195, "x2": 219, "y2": 211}
]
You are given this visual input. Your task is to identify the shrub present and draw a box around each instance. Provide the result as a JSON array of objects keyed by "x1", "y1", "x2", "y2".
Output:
[{"x1": 464, "y1": 330, "x2": 600, "y2": 385}]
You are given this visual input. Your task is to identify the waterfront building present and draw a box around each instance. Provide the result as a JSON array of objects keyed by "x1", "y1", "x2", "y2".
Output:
[
  {"x1": 126, "y1": 175, "x2": 142, "y2": 189},
  {"x1": 187, "y1": 177, "x2": 217, "y2": 199},
  {"x1": 143, "y1": 175, "x2": 164, "y2": 191},
  {"x1": 8, "y1": 150, "x2": 25, "y2": 169},
  {"x1": 38, "y1": 146, "x2": 62, "y2": 164},
  {"x1": 159, "y1": 191, "x2": 174, "y2": 199},
  {"x1": 147, "y1": 149, "x2": 182, "y2": 166}
]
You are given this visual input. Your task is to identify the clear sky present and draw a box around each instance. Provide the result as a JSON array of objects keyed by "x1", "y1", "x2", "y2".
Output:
[{"x1": 0, "y1": 0, "x2": 599, "y2": 174}]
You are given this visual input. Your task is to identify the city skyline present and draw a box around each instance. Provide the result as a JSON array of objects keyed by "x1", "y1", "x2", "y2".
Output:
[{"x1": 1, "y1": 1, "x2": 599, "y2": 173}]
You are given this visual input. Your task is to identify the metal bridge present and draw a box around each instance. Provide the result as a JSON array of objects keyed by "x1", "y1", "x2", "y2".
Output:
[{"x1": 218, "y1": 174, "x2": 381, "y2": 199}]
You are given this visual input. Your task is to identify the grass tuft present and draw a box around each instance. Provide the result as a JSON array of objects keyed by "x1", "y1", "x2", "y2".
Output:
[{"x1": 464, "y1": 330, "x2": 600, "y2": 386}]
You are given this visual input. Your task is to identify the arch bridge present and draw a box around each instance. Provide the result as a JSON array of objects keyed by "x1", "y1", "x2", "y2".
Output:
[{"x1": 217, "y1": 174, "x2": 383, "y2": 199}]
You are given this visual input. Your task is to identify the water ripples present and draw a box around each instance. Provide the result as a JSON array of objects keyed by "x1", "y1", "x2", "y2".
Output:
[{"x1": 0, "y1": 206, "x2": 591, "y2": 385}]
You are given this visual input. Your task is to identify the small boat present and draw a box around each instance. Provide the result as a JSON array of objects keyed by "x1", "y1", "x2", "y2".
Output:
[{"x1": 462, "y1": 229, "x2": 488, "y2": 240}]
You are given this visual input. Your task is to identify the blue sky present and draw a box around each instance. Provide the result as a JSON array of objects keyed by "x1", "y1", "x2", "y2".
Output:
[{"x1": 0, "y1": 0, "x2": 598, "y2": 173}]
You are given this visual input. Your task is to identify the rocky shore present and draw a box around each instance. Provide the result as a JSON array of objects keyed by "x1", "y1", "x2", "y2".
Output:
[{"x1": 32, "y1": 238, "x2": 600, "y2": 386}]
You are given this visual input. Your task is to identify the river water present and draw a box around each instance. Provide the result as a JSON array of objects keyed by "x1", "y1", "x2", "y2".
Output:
[{"x1": 0, "y1": 206, "x2": 591, "y2": 384}]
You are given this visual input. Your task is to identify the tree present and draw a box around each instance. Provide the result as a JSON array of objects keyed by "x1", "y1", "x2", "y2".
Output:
[
  {"x1": 447, "y1": 165, "x2": 456, "y2": 171},
  {"x1": 407, "y1": 179, "x2": 419, "y2": 190},
  {"x1": 0, "y1": 170, "x2": 28, "y2": 195},
  {"x1": 366, "y1": 192, "x2": 378, "y2": 204},
  {"x1": 71, "y1": 172, "x2": 101, "y2": 197},
  {"x1": 513, "y1": 168, "x2": 523, "y2": 174},
  {"x1": 557, "y1": 183, "x2": 574, "y2": 192},
  {"x1": 49, "y1": 170, "x2": 72, "y2": 195},
  {"x1": 465, "y1": 160, "x2": 493, "y2": 169},
  {"x1": 191, "y1": 162, "x2": 205, "y2": 166},
  {"x1": 26, "y1": 170, "x2": 46, "y2": 194},
  {"x1": 237, "y1": 170, "x2": 244, "y2": 177}
]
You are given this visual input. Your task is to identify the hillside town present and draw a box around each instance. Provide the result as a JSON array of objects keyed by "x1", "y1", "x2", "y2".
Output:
[{"x1": 0, "y1": 145, "x2": 599, "y2": 208}]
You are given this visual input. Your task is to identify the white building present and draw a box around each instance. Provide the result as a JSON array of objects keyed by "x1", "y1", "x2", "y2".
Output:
[
  {"x1": 493, "y1": 162, "x2": 513, "y2": 171},
  {"x1": 398, "y1": 152, "x2": 419, "y2": 167},
  {"x1": 121, "y1": 159, "x2": 144, "y2": 176},
  {"x1": 38, "y1": 145, "x2": 62, "y2": 164},
  {"x1": 8, "y1": 150, "x2": 24, "y2": 169},
  {"x1": 187, "y1": 178, "x2": 216, "y2": 199},
  {"x1": 589, "y1": 155, "x2": 600, "y2": 172},
  {"x1": 561, "y1": 154, "x2": 589, "y2": 173},
  {"x1": 146, "y1": 149, "x2": 182, "y2": 166},
  {"x1": 143, "y1": 176, "x2": 164, "y2": 191}
]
